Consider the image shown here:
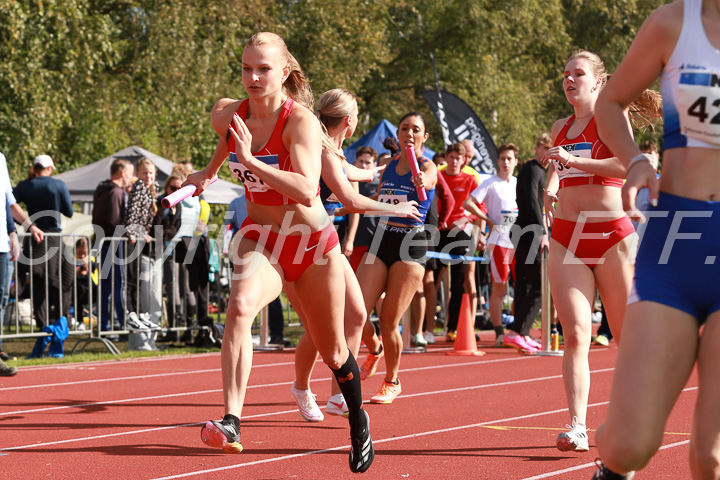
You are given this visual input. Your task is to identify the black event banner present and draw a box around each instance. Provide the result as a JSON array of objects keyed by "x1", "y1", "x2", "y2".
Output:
[{"x1": 422, "y1": 90, "x2": 498, "y2": 174}]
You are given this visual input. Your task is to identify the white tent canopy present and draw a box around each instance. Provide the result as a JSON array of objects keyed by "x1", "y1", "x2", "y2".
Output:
[{"x1": 55, "y1": 145, "x2": 243, "y2": 208}]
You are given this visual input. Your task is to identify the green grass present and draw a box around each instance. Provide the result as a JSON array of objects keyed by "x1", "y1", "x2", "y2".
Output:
[
  {"x1": 1, "y1": 292, "x2": 307, "y2": 367},
  {"x1": 1, "y1": 323, "x2": 308, "y2": 368}
]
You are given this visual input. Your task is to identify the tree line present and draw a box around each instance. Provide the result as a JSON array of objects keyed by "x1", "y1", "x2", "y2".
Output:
[{"x1": 0, "y1": 0, "x2": 668, "y2": 184}]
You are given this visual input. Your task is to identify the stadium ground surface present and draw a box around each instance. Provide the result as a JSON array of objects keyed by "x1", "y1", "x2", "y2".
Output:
[{"x1": 0, "y1": 331, "x2": 695, "y2": 479}]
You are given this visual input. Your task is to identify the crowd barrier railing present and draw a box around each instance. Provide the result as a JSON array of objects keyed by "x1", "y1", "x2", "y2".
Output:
[{"x1": 1, "y1": 232, "x2": 95, "y2": 349}]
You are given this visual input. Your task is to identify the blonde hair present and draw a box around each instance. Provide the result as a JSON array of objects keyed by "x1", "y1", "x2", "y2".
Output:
[
  {"x1": 316, "y1": 89, "x2": 357, "y2": 159},
  {"x1": 567, "y1": 49, "x2": 662, "y2": 129},
  {"x1": 246, "y1": 32, "x2": 314, "y2": 110},
  {"x1": 136, "y1": 157, "x2": 158, "y2": 216}
]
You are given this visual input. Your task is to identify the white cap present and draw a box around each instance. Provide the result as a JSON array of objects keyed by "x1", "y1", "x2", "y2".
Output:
[{"x1": 34, "y1": 155, "x2": 55, "y2": 170}]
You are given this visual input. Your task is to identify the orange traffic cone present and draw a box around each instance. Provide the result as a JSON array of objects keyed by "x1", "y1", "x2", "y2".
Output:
[{"x1": 446, "y1": 294, "x2": 485, "y2": 356}]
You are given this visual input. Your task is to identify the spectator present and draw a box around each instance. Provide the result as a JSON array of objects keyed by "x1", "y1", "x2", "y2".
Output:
[
  {"x1": 170, "y1": 167, "x2": 204, "y2": 344},
  {"x1": 410, "y1": 153, "x2": 454, "y2": 346},
  {"x1": 156, "y1": 175, "x2": 183, "y2": 342},
  {"x1": 13, "y1": 155, "x2": 74, "y2": 330},
  {"x1": 510, "y1": 133, "x2": 552, "y2": 350},
  {"x1": 92, "y1": 158, "x2": 134, "y2": 332},
  {"x1": 124, "y1": 157, "x2": 163, "y2": 328},
  {"x1": 436, "y1": 143, "x2": 479, "y2": 342},
  {"x1": 72, "y1": 237, "x2": 97, "y2": 329},
  {"x1": 0, "y1": 152, "x2": 20, "y2": 376},
  {"x1": 465, "y1": 143, "x2": 520, "y2": 349}
]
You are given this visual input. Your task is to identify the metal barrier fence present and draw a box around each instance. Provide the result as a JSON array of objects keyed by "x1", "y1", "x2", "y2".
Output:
[
  {"x1": 1, "y1": 232, "x2": 93, "y2": 344},
  {"x1": 0, "y1": 231, "x2": 292, "y2": 356}
]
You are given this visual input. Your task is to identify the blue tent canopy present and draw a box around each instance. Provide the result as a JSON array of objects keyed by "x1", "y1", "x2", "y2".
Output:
[{"x1": 344, "y1": 119, "x2": 436, "y2": 164}]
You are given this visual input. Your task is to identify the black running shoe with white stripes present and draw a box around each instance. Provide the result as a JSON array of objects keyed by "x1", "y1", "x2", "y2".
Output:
[
  {"x1": 591, "y1": 459, "x2": 635, "y2": 479},
  {"x1": 126, "y1": 313, "x2": 149, "y2": 331},
  {"x1": 201, "y1": 418, "x2": 243, "y2": 453},
  {"x1": 349, "y1": 410, "x2": 374, "y2": 473}
]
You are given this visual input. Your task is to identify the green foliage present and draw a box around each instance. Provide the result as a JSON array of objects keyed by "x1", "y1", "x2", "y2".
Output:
[{"x1": 0, "y1": 0, "x2": 671, "y2": 182}]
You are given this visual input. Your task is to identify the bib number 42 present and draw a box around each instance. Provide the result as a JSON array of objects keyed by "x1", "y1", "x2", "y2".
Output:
[{"x1": 688, "y1": 96, "x2": 720, "y2": 124}]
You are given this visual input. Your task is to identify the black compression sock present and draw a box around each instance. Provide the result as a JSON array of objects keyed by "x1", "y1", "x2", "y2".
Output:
[
  {"x1": 330, "y1": 352, "x2": 365, "y2": 432},
  {"x1": 494, "y1": 326, "x2": 505, "y2": 337},
  {"x1": 372, "y1": 344, "x2": 383, "y2": 356},
  {"x1": 223, "y1": 414, "x2": 240, "y2": 431}
]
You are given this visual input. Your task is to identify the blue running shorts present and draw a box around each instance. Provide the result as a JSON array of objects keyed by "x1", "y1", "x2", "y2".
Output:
[{"x1": 630, "y1": 192, "x2": 720, "y2": 324}]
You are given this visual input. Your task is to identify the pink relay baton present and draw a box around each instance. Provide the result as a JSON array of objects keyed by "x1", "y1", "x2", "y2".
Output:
[
  {"x1": 161, "y1": 176, "x2": 218, "y2": 208},
  {"x1": 405, "y1": 146, "x2": 427, "y2": 202}
]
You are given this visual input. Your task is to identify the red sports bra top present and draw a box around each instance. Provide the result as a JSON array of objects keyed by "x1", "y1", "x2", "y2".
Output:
[
  {"x1": 553, "y1": 115, "x2": 623, "y2": 190},
  {"x1": 226, "y1": 98, "x2": 318, "y2": 205}
]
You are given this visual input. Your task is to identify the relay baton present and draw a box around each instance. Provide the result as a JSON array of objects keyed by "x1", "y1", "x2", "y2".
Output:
[
  {"x1": 161, "y1": 176, "x2": 218, "y2": 208},
  {"x1": 405, "y1": 146, "x2": 428, "y2": 202}
]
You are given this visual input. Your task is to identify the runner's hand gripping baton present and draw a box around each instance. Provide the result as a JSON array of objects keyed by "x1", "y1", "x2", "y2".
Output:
[
  {"x1": 405, "y1": 146, "x2": 428, "y2": 202},
  {"x1": 161, "y1": 176, "x2": 218, "y2": 208}
]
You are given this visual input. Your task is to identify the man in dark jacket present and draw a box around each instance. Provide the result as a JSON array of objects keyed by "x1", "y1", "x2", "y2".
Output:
[
  {"x1": 14, "y1": 155, "x2": 75, "y2": 329},
  {"x1": 92, "y1": 159, "x2": 134, "y2": 332},
  {"x1": 509, "y1": 133, "x2": 552, "y2": 341}
]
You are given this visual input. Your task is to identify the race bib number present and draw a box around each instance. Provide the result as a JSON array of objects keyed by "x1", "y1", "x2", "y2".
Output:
[
  {"x1": 677, "y1": 70, "x2": 720, "y2": 146},
  {"x1": 228, "y1": 153, "x2": 279, "y2": 192},
  {"x1": 554, "y1": 142, "x2": 592, "y2": 179},
  {"x1": 500, "y1": 209, "x2": 518, "y2": 227},
  {"x1": 378, "y1": 193, "x2": 408, "y2": 205}
]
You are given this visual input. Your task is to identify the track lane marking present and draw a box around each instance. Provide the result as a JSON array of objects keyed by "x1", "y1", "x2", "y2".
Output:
[
  {"x1": 147, "y1": 389, "x2": 698, "y2": 480},
  {"x1": 519, "y1": 440, "x2": 691, "y2": 479},
  {"x1": 2, "y1": 368, "x2": 679, "y2": 451},
  {"x1": 3, "y1": 346, "x2": 613, "y2": 390},
  {"x1": 0, "y1": 359, "x2": 604, "y2": 417}
]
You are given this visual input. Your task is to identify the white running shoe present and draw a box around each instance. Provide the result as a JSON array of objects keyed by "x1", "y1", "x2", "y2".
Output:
[
  {"x1": 423, "y1": 330, "x2": 435, "y2": 344},
  {"x1": 556, "y1": 416, "x2": 589, "y2": 452},
  {"x1": 495, "y1": 333, "x2": 505, "y2": 347},
  {"x1": 411, "y1": 333, "x2": 428, "y2": 346},
  {"x1": 291, "y1": 381, "x2": 324, "y2": 422},
  {"x1": 326, "y1": 393, "x2": 349, "y2": 418}
]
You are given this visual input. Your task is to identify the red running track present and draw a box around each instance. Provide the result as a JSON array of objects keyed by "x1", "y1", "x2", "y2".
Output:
[{"x1": 0, "y1": 334, "x2": 696, "y2": 479}]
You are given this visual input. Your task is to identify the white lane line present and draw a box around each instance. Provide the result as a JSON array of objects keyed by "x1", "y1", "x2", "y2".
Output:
[
  {"x1": 0, "y1": 369, "x2": 221, "y2": 392},
  {"x1": 519, "y1": 439, "x2": 692, "y2": 479},
  {"x1": 0, "y1": 353, "x2": 524, "y2": 392},
  {"x1": 0, "y1": 360, "x2": 300, "y2": 392},
  {"x1": 0, "y1": 355, "x2": 559, "y2": 416},
  {"x1": 148, "y1": 390, "x2": 697, "y2": 480},
  {"x1": 0, "y1": 408, "x2": 301, "y2": 452},
  {"x1": 0, "y1": 366, "x2": 625, "y2": 448}
]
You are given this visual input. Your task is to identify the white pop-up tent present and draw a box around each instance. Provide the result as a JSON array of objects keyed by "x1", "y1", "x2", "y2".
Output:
[{"x1": 54, "y1": 145, "x2": 243, "y2": 212}]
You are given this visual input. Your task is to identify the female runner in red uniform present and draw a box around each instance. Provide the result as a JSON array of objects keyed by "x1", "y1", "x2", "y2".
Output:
[
  {"x1": 543, "y1": 49, "x2": 660, "y2": 453},
  {"x1": 184, "y1": 33, "x2": 373, "y2": 473}
]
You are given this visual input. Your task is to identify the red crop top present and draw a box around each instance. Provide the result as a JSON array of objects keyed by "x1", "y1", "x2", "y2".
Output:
[
  {"x1": 553, "y1": 116, "x2": 623, "y2": 190},
  {"x1": 226, "y1": 98, "x2": 318, "y2": 205}
]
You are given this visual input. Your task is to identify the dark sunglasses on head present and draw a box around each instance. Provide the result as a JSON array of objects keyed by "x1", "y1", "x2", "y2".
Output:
[{"x1": 168, "y1": 185, "x2": 180, "y2": 192}]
